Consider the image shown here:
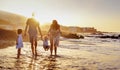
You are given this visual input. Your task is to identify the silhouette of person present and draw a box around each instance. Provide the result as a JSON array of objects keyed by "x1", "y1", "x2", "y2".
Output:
[
  {"x1": 24, "y1": 13, "x2": 42, "y2": 56},
  {"x1": 48, "y1": 20, "x2": 61, "y2": 56}
]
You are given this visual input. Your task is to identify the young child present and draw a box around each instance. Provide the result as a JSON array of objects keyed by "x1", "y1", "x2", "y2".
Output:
[
  {"x1": 43, "y1": 35, "x2": 49, "y2": 51},
  {"x1": 16, "y1": 29, "x2": 23, "y2": 58}
]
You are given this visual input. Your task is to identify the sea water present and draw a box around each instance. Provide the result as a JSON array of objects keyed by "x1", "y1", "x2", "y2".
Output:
[{"x1": 59, "y1": 33, "x2": 120, "y2": 56}]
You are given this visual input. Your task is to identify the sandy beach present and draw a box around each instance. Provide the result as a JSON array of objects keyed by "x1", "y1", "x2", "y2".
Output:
[
  {"x1": 0, "y1": 0, "x2": 120, "y2": 69},
  {"x1": 0, "y1": 37, "x2": 120, "y2": 70}
]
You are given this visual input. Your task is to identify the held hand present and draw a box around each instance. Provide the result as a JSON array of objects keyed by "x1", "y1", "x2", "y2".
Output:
[
  {"x1": 38, "y1": 35, "x2": 43, "y2": 41},
  {"x1": 24, "y1": 33, "x2": 26, "y2": 36},
  {"x1": 16, "y1": 43, "x2": 18, "y2": 45},
  {"x1": 47, "y1": 33, "x2": 50, "y2": 36},
  {"x1": 41, "y1": 36, "x2": 43, "y2": 41}
]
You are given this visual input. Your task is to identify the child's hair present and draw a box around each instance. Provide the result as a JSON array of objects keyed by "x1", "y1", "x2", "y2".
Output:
[
  {"x1": 43, "y1": 35, "x2": 48, "y2": 40},
  {"x1": 17, "y1": 29, "x2": 22, "y2": 34}
]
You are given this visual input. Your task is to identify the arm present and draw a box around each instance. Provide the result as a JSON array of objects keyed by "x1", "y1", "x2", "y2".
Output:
[
  {"x1": 24, "y1": 19, "x2": 29, "y2": 36},
  {"x1": 48, "y1": 26, "x2": 51, "y2": 36},
  {"x1": 16, "y1": 36, "x2": 18, "y2": 45},
  {"x1": 38, "y1": 23, "x2": 43, "y2": 39},
  {"x1": 24, "y1": 23, "x2": 28, "y2": 36},
  {"x1": 56, "y1": 26, "x2": 61, "y2": 35},
  {"x1": 59, "y1": 27, "x2": 61, "y2": 34}
]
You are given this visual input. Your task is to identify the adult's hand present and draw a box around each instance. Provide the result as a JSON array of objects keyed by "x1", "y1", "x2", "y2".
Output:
[
  {"x1": 41, "y1": 36, "x2": 43, "y2": 41},
  {"x1": 24, "y1": 33, "x2": 27, "y2": 36}
]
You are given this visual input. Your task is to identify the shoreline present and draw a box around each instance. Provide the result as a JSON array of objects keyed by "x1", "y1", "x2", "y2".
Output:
[{"x1": 0, "y1": 41, "x2": 120, "y2": 70}]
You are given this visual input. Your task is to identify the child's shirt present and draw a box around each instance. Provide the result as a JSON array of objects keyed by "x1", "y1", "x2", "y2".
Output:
[
  {"x1": 43, "y1": 39, "x2": 48, "y2": 46},
  {"x1": 16, "y1": 34, "x2": 23, "y2": 49}
]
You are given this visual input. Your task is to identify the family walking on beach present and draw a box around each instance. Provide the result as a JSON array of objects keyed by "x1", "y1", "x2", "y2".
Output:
[{"x1": 16, "y1": 15, "x2": 61, "y2": 58}]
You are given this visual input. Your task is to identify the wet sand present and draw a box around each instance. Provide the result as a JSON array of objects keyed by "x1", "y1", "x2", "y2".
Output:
[{"x1": 0, "y1": 41, "x2": 120, "y2": 70}]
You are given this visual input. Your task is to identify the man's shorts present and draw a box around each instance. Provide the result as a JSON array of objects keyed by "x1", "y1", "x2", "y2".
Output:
[{"x1": 29, "y1": 35, "x2": 37, "y2": 43}]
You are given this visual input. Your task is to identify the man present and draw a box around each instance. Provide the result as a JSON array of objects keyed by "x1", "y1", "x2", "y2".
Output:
[{"x1": 24, "y1": 15, "x2": 42, "y2": 56}]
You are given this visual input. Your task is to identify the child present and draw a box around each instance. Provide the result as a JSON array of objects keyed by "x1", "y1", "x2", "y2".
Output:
[
  {"x1": 43, "y1": 35, "x2": 49, "y2": 51},
  {"x1": 16, "y1": 29, "x2": 23, "y2": 58}
]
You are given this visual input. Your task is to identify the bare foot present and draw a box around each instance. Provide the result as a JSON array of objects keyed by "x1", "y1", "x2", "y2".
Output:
[{"x1": 17, "y1": 56, "x2": 20, "y2": 59}]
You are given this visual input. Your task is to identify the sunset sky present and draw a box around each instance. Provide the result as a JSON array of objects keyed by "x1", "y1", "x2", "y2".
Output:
[{"x1": 0, "y1": 0, "x2": 120, "y2": 32}]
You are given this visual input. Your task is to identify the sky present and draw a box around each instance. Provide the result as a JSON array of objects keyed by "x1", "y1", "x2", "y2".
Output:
[{"x1": 0, "y1": 0, "x2": 120, "y2": 32}]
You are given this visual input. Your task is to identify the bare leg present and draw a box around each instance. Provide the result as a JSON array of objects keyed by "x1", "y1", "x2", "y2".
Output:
[
  {"x1": 55, "y1": 38, "x2": 59, "y2": 56},
  {"x1": 17, "y1": 48, "x2": 21, "y2": 58},
  {"x1": 55, "y1": 46, "x2": 57, "y2": 56},
  {"x1": 50, "y1": 39, "x2": 53, "y2": 56},
  {"x1": 50, "y1": 44, "x2": 53, "y2": 56},
  {"x1": 31, "y1": 40, "x2": 34, "y2": 56},
  {"x1": 35, "y1": 40, "x2": 37, "y2": 56}
]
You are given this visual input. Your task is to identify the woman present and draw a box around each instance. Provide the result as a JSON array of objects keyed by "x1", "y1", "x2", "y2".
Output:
[{"x1": 48, "y1": 20, "x2": 61, "y2": 56}]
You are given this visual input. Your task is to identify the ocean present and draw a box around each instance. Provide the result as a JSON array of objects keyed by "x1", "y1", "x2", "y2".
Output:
[
  {"x1": 59, "y1": 34, "x2": 120, "y2": 56},
  {"x1": 0, "y1": 33, "x2": 120, "y2": 70}
]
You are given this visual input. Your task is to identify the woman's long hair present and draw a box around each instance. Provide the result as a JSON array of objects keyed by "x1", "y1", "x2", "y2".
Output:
[{"x1": 50, "y1": 20, "x2": 60, "y2": 30}]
